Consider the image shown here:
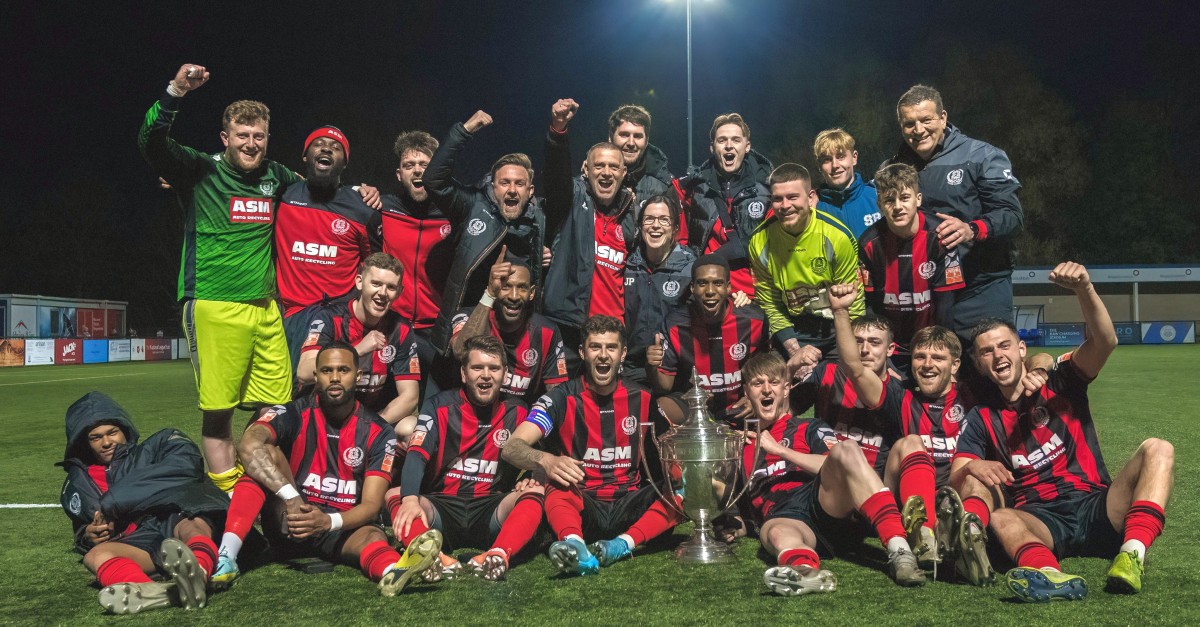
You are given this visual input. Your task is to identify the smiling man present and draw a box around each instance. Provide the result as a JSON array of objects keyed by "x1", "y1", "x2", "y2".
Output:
[
  {"x1": 138, "y1": 63, "x2": 302, "y2": 491},
  {"x1": 608, "y1": 104, "x2": 674, "y2": 199},
  {"x1": 883, "y1": 85, "x2": 1023, "y2": 346},
  {"x1": 814, "y1": 128, "x2": 880, "y2": 240}
]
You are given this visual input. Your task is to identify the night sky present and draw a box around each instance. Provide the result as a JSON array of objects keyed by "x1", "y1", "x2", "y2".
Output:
[{"x1": 2, "y1": 1, "x2": 1195, "y2": 320}]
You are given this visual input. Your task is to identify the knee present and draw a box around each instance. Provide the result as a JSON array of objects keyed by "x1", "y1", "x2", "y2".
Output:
[
  {"x1": 988, "y1": 508, "x2": 1020, "y2": 533},
  {"x1": 1141, "y1": 438, "x2": 1175, "y2": 466},
  {"x1": 895, "y1": 434, "x2": 925, "y2": 457},
  {"x1": 83, "y1": 545, "x2": 115, "y2": 571},
  {"x1": 828, "y1": 440, "x2": 863, "y2": 468}
]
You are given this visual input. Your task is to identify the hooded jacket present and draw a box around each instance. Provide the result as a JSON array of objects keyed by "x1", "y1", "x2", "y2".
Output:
[
  {"x1": 883, "y1": 124, "x2": 1023, "y2": 287},
  {"x1": 679, "y1": 149, "x2": 773, "y2": 268},
  {"x1": 541, "y1": 128, "x2": 638, "y2": 330},
  {"x1": 816, "y1": 172, "x2": 880, "y2": 241},
  {"x1": 58, "y1": 392, "x2": 228, "y2": 555},
  {"x1": 626, "y1": 143, "x2": 674, "y2": 199},
  {"x1": 379, "y1": 192, "x2": 454, "y2": 330},
  {"x1": 623, "y1": 243, "x2": 696, "y2": 367},
  {"x1": 425, "y1": 123, "x2": 547, "y2": 354}
]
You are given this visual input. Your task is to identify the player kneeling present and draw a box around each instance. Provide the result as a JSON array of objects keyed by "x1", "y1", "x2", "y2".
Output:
[
  {"x1": 503, "y1": 316, "x2": 682, "y2": 575},
  {"x1": 217, "y1": 341, "x2": 440, "y2": 596},
  {"x1": 955, "y1": 262, "x2": 1174, "y2": 601},
  {"x1": 59, "y1": 392, "x2": 228, "y2": 614},
  {"x1": 387, "y1": 335, "x2": 546, "y2": 581}
]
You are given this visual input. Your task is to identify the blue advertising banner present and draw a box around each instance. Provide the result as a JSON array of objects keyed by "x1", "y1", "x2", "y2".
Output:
[
  {"x1": 1113, "y1": 322, "x2": 1141, "y2": 345},
  {"x1": 1141, "y1": 322, "x2": 1195, "y2": 344},
  {"x1": 83, "y1": 340, "x2": 109, "y2": 364},
  {"x1": 1040, "y1": 323, "x2": 1086, "y2": 347}
]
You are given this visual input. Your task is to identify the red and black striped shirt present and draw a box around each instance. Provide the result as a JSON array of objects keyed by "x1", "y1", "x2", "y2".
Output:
[
  {"x1": 451, "y1": 308, "x2": 568, "y2": 404},
  {"x1": 254, "y1": 396, "x2": 396, "y2": 513},
  {"x1": 659, "y1": 302, "x2": 770, "y2": 420},
  {"x1": 858, "y1": 211, "x2": 964, "y2": 348},
  {"x1": 527, "y1": 377, "x2": 652, "y2": 500},
  {"x1": 744, "y1": 415, "x2": 835, "y2": 517},
  {"x1": 409, "y1": 389, "x2": 527, "y2": 498},
  {"x1": 793, "y1": 361, "x2": 903, "y2": 477},
  {"x1": 878, "y1": 378, "x2": 977, "y2": 484},
  {"x1": 302, "y1": 299, "x2": 420, "y2": 411},
  {"x1": 955, "y1": 360, "x2": 1110, "y2": 508}
]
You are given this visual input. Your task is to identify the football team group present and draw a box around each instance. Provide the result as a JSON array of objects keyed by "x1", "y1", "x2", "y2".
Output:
[{"x1": 59, "y1": 62, "x2": 1174, "y2": 614}]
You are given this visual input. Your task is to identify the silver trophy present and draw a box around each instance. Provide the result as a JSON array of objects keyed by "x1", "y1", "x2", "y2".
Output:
[{"x1": 641, "y1": 369, "x2": 760, "y2": 564}]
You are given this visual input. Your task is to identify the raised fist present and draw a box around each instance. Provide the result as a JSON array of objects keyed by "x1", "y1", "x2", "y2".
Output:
[
  {"x1": 828, "y1": 283, "x2": 857, "y2": 312},
  {"x1": 1048, "y1": 261, "x2": 1091, "y2": 292},
  {"x1": 464, "y1": 110, "x2": 493, "y2": 134},
  {"x1": 171, "y1": 64, "x2": 210, "y2": 93},
  {"x1": 550, "y1": 98, "x2": 579, "y2": 132}
]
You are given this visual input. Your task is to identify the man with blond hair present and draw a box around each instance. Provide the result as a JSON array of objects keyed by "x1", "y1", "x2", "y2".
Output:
[{"x1": 813, "y1": 128, "x2": 879, "y2": 240}]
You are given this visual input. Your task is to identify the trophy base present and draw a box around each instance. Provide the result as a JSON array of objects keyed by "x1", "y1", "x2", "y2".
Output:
[{"x1": 676, "y1": 531, "x2": 735, "y2": 564}]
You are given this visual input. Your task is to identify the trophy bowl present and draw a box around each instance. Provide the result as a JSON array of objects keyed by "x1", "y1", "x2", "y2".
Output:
[{"x1": 642, "y1": 369, "x2": 758, "y2": 564}]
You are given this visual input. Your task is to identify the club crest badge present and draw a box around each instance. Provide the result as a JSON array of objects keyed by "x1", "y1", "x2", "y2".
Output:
[
  {"x1": 331, "y1": 218, "x2": 350, "y2": 235},
  {"x1": 948, "y1": 404, "x2": 965, "y2": 423},
  {"x1": 1031, "y1": 406, "x2": 1051, "y2": 428},
  {"x1": 440, "y1": 223, "x2": 453, "y2": 238},
  {"x1": 621, "y1": 415, "x2": 639, "y2": 436},
  {"x1": 946, "y1": 169, "x2": 964, "y2": 186},
  {"x1": 467, "y1": 219, "x2": 487, "y2": 236},
  {"x1": 260, "y1": 182, "x2": 276, "y2": 195},
  {"x1": 521, "y1": 348, "x2": 539, "y2": 368},
  {"x1": 493, "y1": 428, "x2": 511, "y2": 448},
  {"x1": 811, "y1": 257, "x2": 829, "y2": 276},
  {"x1": 379, "y1": 345, "x2": 397, "y2": 364},
  {"x1": 729, "y1": 342, "x2": 748, "y2": 361},
  {"x1": 343, "y1": 446, "x2": 364, "y2": 468},
  {"x1": 614, "y1": 225, "x2": 625, "y2": 242},
  {"x1": 918, "y1": 261, "x2": 937, "y2": 280},
  {"x1": 747, "y1": 201, "x2": 766, "y2": 219},
  {"x1": 69, "y1": 493, "x2": 81, "y2": 515},
  {"x1": 662, "y1": 280, "x2": 681, "y2": 298}
]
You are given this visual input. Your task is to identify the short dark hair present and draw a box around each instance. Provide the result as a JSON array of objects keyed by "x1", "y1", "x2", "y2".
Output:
[
  {"x1": 896, "y1": 84, "x2": 945, "y2": 122},
  {"x1": 586, "y1": 142, "x2": 625, "y2": 164},
  {"x1": 608, "y1": 104, "x2": 652, "y2": 136},
  {"x1": 742, "y1": 352, "x2": 787, "y2": 383},
  {"x1": 638, "y1": 194, "x2": 681, "y2": 229},
  {"x1": 581, "y1": 315, "x2": 627, "y2": 347},
  {"x1": 693, "y1": 254, "x2": 731, "y2": 280},
  {"x1": 852, "y1": 313, "x2": 893, "y2": 342},
  {"x1": 360, "y1": 252, "x2": 404, "y2": 278},
  {"x1": 393, "y1": 130, "x2": 438, "y2": 160},
  {"x1": 970, "y1": 317, "x2": 1019, "y2": 347},
  {"x1": 710, "y1": 112, "x2": 750, "y2": 141},
  {"x1": 463, "y1": 334, "x2": 507, "y2": 369},
  {"x1": 317, "y1": 339, "x2": 358, "y2": 366},
  {"x1": 911, "y1": 325, "x2": 962, "y2": 360},
  {"x1": 874, "y1": 163, "x2": 922, "y2": 200},
  {"x1": 768, "y1": 163, "x2": 813, "y2": 188}
]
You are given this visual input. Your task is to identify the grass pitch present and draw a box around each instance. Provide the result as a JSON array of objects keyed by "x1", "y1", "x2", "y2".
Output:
[{"x1": 1, "y1": 346, "x2": 1198, "y2": 625}]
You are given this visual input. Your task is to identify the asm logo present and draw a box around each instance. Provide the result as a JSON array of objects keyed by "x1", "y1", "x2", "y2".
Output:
[
  {"x1": 301, "y1": 473, "x2": 357, "y2": 496},
  {"x1": 832, "y1": 422, "x2": 883, "y2": 448},
  {"x1": 1011, "y1": 434, "x2": 1064, "y2": 468},
  {"x1": 919, "y1": 434, "x2": 958, "y2": 452},
  {"x1": 451, "y1": 457, "x2": 498, "y2": 475},
  {"x1": 505, "y1": 371, "x2": 531, "y2": 392},
  {"x1": 883, "y1": 291, "x2": 931, "y2": 306},
  {"x1": 596, "y1": 244, "x2": 625, "y2": 265},
  {"x1": 292, "y1": 241, "x2": 338, "y2": 257},
  {"x1": 358, "y1": 373, "x2": 387, "y2": 389},
  {"x1": 229, "y1": 197, "x2": 273, "y2": 223},
  {"x1": 766, "y1": 459, "x2": 788, "y2": 475},
  {"x1": 583, "y1": 446, "x2": 632, "y2": 461},
  {"x1": 697, "y1": 371, "x2": 741, "y2": 387}
]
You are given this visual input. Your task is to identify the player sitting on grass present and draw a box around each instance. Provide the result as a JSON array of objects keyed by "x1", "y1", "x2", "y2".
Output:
[
  {"x1": 954, "y1": 262, "x2": 1174, "y2": 602},
  {"x1": 502, "y1": 315, "x2": 682, "y2": 575},
  {"x1": 742, "y1": 353, "x2": 928, "y2": 594},
  {"x1": 387, "y1": 335, "x2": 546, "y2": 582},
  {"x1": 213, "y1": 341, "x2": 441, "y2": 596},
  {"x1": 59, "y1": 392, "x2": 228, "y2": 614}
]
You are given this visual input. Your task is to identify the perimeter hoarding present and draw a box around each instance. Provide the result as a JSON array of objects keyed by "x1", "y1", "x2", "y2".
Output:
[{"x1": 24, "y1": 339, "x2": 54, "y2": 365}]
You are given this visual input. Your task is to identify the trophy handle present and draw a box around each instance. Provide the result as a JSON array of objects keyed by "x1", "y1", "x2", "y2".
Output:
[
  {"x1": 727, "y1": 417, "x2": 764, "y2": 507},
  {"x1": 638, "y1": 421, "x2": 686, "y2": 518}
]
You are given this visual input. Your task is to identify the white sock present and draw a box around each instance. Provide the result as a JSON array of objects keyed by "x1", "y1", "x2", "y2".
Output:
[
  {"x1": 565, "y1": 534, "x2": 584, "y2": 544},
  {"x1": 886, "y1": 537, "x2": 908, "y2": 554},
  {"x1": 1120, "y1": 539, "x2": 1147, "y2": 560},
  {"x1": 382, "y1": 563, "x2": 397, "y2": 576},
  {"x1": 218, "y1": 532, "x2": 243, "y2": 561},
  {"x1": 617, "y1": 534, "x2": 636, "y2": 551}
]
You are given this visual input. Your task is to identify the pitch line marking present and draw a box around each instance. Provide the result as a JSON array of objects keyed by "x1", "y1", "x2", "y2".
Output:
[
  {"x1": 0, "y1": 504, "x2": 59, "y2": 508},
  {"x1": 0, "y1": 373, "x2": 147, "y2": 387}
]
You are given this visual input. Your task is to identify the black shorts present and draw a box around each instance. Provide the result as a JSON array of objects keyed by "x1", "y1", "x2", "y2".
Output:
[
  {"x1": 581, "y1": 485, "x2": 661, "y2": 540},
  {"x1": 1019, "y1": 488, "x2": 1121, "y2": 559},
  {"x1": 117, "y1": 512, "x2": 219, "y2": 570},
  {"x1": 262, "y1": 499, "x2": 375, "y2": 561},
  {"x1": 763, "y1": 478, "x2": 872, "y2": 559},
  {"x1": 425, "y1": 493, "x2": 508, "y2": 551}
]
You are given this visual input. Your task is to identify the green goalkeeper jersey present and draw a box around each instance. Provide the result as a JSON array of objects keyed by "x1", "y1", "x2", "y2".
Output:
[
  {"x1": 138, "y1": 92, "x2": 299, "y2": 303},
  {"x1": 748, "y1": 208, "x2": 865, "y2": 338}
]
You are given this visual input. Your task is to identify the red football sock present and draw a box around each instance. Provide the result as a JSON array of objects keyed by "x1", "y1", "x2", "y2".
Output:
[
  {"x1": 492, "y1": 492, "x2": 545, "y2": 557},
  {"x1": 545, "y1": 486, "x2": 585, "y2": 540},
  {"x1": 399, "y1": 516, "x2": 431, "y2": 546},
  {"x1": 779, "y1": 547, "x2": 820, "y2": 570},
  {"x1": 962, "y1": 496, "x2": 991, "y2": 527},
  {"x1": 1123, "y1": 500, "x2": 1166, "y2": 548},
  {"x1": 860, "y1": 490, "x2": 907, "y2": 546},
  {"x1": 186, "y1": 535, "x2": 218, "y2": 578},
  {"x1": 225, "y1": 476, "x2": 267, "y2": 541},
  {"x1": 1015, "y1": 542, "x2": 1059, "y2": 570},
  {"x1": 626, "y1": 494, "x2": 683, "y2": 546},
  {"x1": 899, "y1": 451, "x2": 937, "y2": 530},
  {"x1": 359, "y1": 540, "x2": 402, "y2": 581},
  {"x1": 96, "y1": 557, "x2": 152, "y2": 587},
  {"x1": 386, "y1": 490, "x2": 432, "y2": 546}
]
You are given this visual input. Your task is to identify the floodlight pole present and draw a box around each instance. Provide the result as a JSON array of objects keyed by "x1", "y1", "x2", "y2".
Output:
[{"x1": 686, "y1": 0, "x2": 696, "y2": 176}]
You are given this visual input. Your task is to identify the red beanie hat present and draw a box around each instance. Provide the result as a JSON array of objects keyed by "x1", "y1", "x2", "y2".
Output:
[{"x1": 304, "y1": 126, "x2": 349, "y2": 160}]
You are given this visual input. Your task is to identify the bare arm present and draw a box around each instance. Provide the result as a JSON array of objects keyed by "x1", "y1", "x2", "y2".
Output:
[
  {"x1": 296, "y1": 350, "x2": 318, "y2": 385},
  {"x1": 449, "y1": 246, "x2": 510, "y2": 361},
  {"x1": 830, "y1": 283, "x2": 884, "y2": 408},
  {"x1": 1051, "y1": 262, "x2": 1116, "y2": 380},
  {"x1": 502, "y1": 421, "x2": 585, "y2": 487},
  {"x1": 379, "y1": 380, "x2": 419, "y2": 425},
  {"x1": 238, "y1": 424, "x2": 294, "y2": 495}
]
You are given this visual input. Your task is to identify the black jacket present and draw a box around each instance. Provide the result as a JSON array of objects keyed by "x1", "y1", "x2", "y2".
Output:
[
  {"x1": 623, "y1": 243, "x2": 696, "y2": 367},
  {"x1": 679, "y1": 149, "x2": 773, "y2": 265},
  {"x1": 541, "y1": 128, "x2": 638, "y2": 330},
  {"x1": 58, "y1": 392, "x2": 228, "y2": 555},
  {"x1": 425, "y1": 123, "x2": 547, "y2": 353},
  {"x1": 627, "y1": 143, "x2": 674, "y2": 199},
  {"x1": 884, "y1": 124, "x2": 1023, "y2": 286}
]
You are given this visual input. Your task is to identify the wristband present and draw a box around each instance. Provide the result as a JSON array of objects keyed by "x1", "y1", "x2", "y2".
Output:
[
  {"x1": 276, "y1": 484, "x2": 300, "y2": 500},
  {"x1": 478, "y1": 292, "x2": 495, "y2": 308},
  {"x1": 166, "y1": 82, "x2": 187, "y2": 98},
  {"x1": 328, "y1": 512, "x2": 343, "y2": 531}
]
